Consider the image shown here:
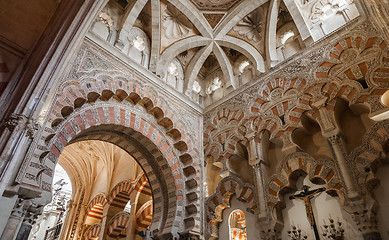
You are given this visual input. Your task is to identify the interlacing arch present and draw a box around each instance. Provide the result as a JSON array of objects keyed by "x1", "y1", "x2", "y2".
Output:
[
  {"x1": 250, "y1": 76, "x2": 314, "y2": 138},
  {"x1": 267, "y1": 153, "x2": 345, "y2": 223},
  {"x1": 206, "y1": 177, "x2": 256, "y2": 240},
  {"x1": 351, "y1": 119, "x2": 389, "y2": 191},
  {"x1": 203, "y1": 76, "x2": 316, "y2": 169},
  {"x1": 204, "y1": 109, "x2": 246, "y2": 163},
  {"x1": 315, "y1": 35, "x2": 389, "y2": 108}
]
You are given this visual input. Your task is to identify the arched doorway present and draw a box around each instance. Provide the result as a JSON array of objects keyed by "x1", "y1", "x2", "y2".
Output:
[
  {"x1": 17, "y1": 77, "x2": 200, "y2": 239},
  {"x1": 55, "y1": 139, "x2": 157, "y2": 239}
]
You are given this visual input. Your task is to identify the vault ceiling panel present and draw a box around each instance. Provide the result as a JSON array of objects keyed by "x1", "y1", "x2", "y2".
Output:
[{"x1": 189, "y1": 0, "x2": 243, "y2": 11}]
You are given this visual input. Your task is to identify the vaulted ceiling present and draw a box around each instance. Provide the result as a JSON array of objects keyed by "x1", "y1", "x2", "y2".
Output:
[{"x1": 90, "y1": 0, "x2": 359, "y2": 106}]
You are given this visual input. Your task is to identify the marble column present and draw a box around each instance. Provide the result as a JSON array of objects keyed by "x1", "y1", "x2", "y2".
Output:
[
  {"x1": 246, "y1": 132, "x2": 268, "y2": 221},
  {"x1": 327, "y1": 135, "x2": 360, "y2": 200}
]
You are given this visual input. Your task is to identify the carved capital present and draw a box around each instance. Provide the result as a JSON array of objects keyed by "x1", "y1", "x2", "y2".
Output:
[
  {"x1": 327, "y1": 134, "x2": 342, "y2": 145},
  {"x1": 0, "y1": 114, "x2": 39, "y2": 138},
  {"x1": 25, "y1": 118, "x2": 39, "y2": 139},
  {"x1": 1, "y1": 114, "x2": 26, "y2": 132}
]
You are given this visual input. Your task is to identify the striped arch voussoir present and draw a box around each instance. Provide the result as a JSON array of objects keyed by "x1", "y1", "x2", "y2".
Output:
[
  {"x1": 204, "y1": 108, "x2": 245, "y2": 144},
  {"x1": 207, "y1": 177, "x2": 256, "y2": 222},
  {"x1": 316, "y1": 35, "x2": 388, "y2": 80},
  {"x1": 136, "y1": 201, "x2": 153, "y2": 232},
  {"x1": 352, "y1": 120, "x2": 389, "y2": 189},
  {"x1": 85, "y1": 223, "x2": 102, "y2": 240},
  {"x1": 49, "y1": 77, "x2": 195, "y2": 157},
  {"x1": 108, "y1": 180, "x2": 136, "y2": 205},
  {"x1": 86, "y1": 193, "x2": 108, "y2": 215},
  {"x1": 38, "y1": 82, "x2": 200, "y2": 233},
  {"x1": 204, "y1": 110, "x2": 246, "y2": 167},
  {"x1": 267, "y1": 154, "x2": 344, "y2": 211},
  {"x1": 107, "y1": 212, "x2": 131, "y2": 238},
  {"x1": 252, "y1": 77, "x2": 308, "y2": 112}
]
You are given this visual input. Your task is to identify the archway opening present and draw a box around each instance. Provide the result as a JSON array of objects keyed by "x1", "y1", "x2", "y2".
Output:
[
  {"x1": 52, "y1": 137, "x2": 159, "y2": 240},
  {"x1": 228, "y1": 209, "x2": 247, "y2": 240}
]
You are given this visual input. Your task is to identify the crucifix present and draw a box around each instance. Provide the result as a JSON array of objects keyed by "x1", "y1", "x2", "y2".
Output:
[{"x1": 289, "y1": 185, "x2": 326, "y2": 240}]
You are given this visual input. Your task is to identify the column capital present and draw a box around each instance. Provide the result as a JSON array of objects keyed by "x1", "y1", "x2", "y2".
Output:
[
  {"x1": 245, "y1": 131, "x2": 256, "y2": 140},
  {"x1": 10, "y1": 198, "x2": 33, "y2": 218},
  {"x1": 327, "y1": 134, "x2": 342, "y2": 145},
  {"x1": 0, "y1": 113, "x2": 39, "y2": 138}
]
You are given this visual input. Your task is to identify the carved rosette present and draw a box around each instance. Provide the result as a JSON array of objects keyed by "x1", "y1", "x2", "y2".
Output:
[
  {"x1": 162, "y1": 5, "x2": 193, "y2": 39},
  {"x1": 233, "y1": 8, "x2": 263, "y2": 42}
]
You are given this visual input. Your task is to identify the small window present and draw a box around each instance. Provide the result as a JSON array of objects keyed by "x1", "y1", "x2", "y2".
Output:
[
  {"x1": 133, "y1": 36, "x2": 145, "y2": 51},
  {"x1": 229, "y1": 209, "x2": 247, "y2": 240},
  {"x1": 124, "y1": 201, "x2": 131, "y2": 213},
  {"x1": 381, "y1": 90, "x2": 389, "y2": 107},
  {"x1": 193, "y1": 81, "x2": 201, "y2": 93},
  {"x1": 206, "y1": 77, "x2": 222, "y2": 95}
]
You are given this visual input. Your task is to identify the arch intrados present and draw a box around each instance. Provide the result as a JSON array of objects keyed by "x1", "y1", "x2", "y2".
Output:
[
  {"x1": 107, "y1": 180, "x2": 135, "y2": 205},
  {"x1": 85, "y1": 203, "x2": 104, "y2": 225},
  {"x1": 109, "y1": 191, "x2": 131, "y2": 209}
]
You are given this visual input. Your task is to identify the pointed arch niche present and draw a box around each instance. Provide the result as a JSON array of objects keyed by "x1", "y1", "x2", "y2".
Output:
[{"x1": 281, "y1": 174, "x2": 363, "y2": 239}]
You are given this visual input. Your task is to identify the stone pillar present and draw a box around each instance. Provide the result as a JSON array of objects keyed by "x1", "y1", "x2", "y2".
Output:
[
  {"x1": 327, "y1": 135, "x2": 360, "y2": 200},
  {"x1": 15, "y1": 212, "x2": 37, "y2": 240},
  {"x1": 252, "y1": 163, "x2": 267, "y2": 220},
  {"x1": 246, "y1": 131, "x2": 268, "y2": 221},
  {"x1": 0, "y1": 198, "x2": 32, "y2": 240}
]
